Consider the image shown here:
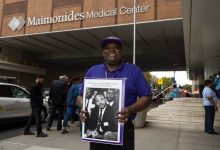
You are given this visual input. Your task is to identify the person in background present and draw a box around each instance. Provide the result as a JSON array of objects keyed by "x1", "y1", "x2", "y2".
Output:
[
  {"x1": 61, "y1": 77, "x2": 81, "y2": 134},
  {"x1": 178, "y1": 86, "x2": 184, "y2": 97},
  {"x1": 215, "y1": 71, "x2": 220, "y2": 99},
  {"x1": 164, "y1": 87, "x2": 174, "y2": 100},
  {"x1": 172, "y1": 84, "x2": 181, "y2": 99},
  {"x1": 203, "y1": 79, "x2": 218, "y2": 134},
  {"x1": 24, "y1": 75, "x2": 48, "y2": 137},
  {"x1": 210, "y1": 74, "x2": 217, "y2": 84},
  {"x1": 77, "y1": 36, "x2": 152, "y2": 150},
  {"x1": 47, "y1": 75, "x2": 68, "y2": 131}
]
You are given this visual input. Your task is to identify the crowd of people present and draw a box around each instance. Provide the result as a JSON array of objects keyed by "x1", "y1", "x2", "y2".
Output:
[
  {"x1": 21, "y1": 36, "x2": 220, "y2": 150},
  {"x1": 24, "y1": 75, "x2": 82, "y2": 137},
  {"x1": 165, "y1": 85, "x2": 185, "y2": 100},
  {"x1": 153, "y1": 84, "x2": 188, "y2": 102}
]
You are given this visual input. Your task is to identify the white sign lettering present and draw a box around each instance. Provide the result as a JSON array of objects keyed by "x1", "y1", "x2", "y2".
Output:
[
  {"x1": 27, "y1": 11, "x2": 85, "y2": 26},
  {"x1": 26, "y1": 5, "x2": 150, "y2": 27},
  {"x1": 9, "y1": 5, "x2": 150, "y2": 31}
]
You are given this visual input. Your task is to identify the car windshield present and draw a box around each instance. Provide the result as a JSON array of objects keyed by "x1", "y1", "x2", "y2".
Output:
[{"x1": 11, "y1": 86, "x2": 29, "y2": 98}]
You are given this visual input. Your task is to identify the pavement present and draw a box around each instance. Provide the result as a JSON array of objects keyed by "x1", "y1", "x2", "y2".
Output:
[{"x1": 0, "y1": 122, "x2": 220, "y2": 150}]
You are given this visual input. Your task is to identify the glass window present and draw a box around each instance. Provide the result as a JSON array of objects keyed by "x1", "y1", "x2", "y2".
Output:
[
  {"x1": 10, "y1": 86, "x2": 29, "y2": 98},
  {"x1": 0, "y1": 85, "x2": 13, "y2": 97}
]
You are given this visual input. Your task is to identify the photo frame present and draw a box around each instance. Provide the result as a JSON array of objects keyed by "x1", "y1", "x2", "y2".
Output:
[{"x1": 81, "y1": 78, "x2": 126, "y2": 145}]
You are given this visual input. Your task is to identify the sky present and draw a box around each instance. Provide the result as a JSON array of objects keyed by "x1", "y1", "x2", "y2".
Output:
[{"x1": 150, "y1": 71, "x2": 192, "y2": 86}]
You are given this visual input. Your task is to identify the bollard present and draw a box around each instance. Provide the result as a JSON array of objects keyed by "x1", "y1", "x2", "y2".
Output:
[{"x1": 134, "y1": 107, "x2": 149, "y2": 128}]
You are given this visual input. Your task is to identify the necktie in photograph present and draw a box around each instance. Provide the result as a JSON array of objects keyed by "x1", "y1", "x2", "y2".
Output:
[
  {"x1": 97, "y1": 109, "x2": 103, "y2": 133},
  {"x1": 98, "y1": 109, "x2": 103, "y2": 123}
]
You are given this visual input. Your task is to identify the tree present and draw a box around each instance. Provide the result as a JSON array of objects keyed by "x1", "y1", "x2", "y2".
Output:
[
  {"x1": 161, "y1": 77, "x2": 172, "y2": 90},
  {"x1": 182, "y1": 84, "x2": 192, "y2": 92},
  {"x1": 143, "y1": 72, "x2": 152, "y2": 85},
  {"x1": 151, "y1": 75, "x2": 158, "y2": 89},
  {"x1": 143, "y1": 72, "x2": 174, "y2": 91}
]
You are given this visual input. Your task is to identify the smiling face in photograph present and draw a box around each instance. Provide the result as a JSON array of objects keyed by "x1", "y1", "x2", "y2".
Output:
[{"x1": 95, "y1": 94, "x2": 107, "y2": 109}]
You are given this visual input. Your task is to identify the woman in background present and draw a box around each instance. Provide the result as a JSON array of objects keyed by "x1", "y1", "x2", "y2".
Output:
[{"x1": 61, "y1": 77, "x2": 81, "y2": 134}]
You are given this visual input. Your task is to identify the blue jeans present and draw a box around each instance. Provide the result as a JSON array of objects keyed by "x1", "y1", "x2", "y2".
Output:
[{"x1": 63, "y1": 106, "x2": 74, "y2": 127}]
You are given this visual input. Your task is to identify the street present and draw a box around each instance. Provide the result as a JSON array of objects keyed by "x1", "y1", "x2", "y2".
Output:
[
  {"x1": 0, "y1": 121, "x2": 48, "y2": 141},
  {"x1": 1, "y1": 123, "x2": 220, "y2": 150},
  {"x1": 0, "y1": 121, "x2": 27, "y2": 140}
]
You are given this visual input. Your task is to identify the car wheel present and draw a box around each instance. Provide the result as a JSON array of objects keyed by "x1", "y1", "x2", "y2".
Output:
[{"x1": 41, "y1": 106, "x2": 48, "y2": 123}]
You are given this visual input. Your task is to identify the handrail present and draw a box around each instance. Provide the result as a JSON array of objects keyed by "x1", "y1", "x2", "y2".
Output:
[{"x1": 152, "y1": 83, "x2": 177, "y2": 100}]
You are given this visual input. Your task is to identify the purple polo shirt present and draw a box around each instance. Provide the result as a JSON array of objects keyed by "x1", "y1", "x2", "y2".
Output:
[{"x1": 79, "y1": 63, "x2": 152, "y2": 119}]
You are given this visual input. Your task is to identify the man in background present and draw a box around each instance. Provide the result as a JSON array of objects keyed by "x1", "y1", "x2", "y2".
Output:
[
  {"x1": 203, "y1": 79, "x2": 218, "y2": 134},
  {"x1": 61, "y1": 77, "x2": 81, "y2": 134},
  {"x1": 47, "y1": 75, "x2": 68, "y2": 131},
  {"x1": 24, "y1": 75, "x2": 48, "y2": 137}
]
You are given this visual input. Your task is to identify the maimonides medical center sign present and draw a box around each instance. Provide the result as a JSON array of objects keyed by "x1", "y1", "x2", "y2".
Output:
[{"x1": 9, "y1": 5, "x2": 150, "y2": 31}]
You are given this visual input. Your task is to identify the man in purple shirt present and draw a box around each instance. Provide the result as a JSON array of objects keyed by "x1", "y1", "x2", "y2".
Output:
[{"x1": 77, "y1": 36, "x2": 152, "y2": 150}]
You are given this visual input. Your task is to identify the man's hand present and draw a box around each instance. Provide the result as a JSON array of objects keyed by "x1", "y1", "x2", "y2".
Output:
[
  {"x1": 79, "y1": 108, "x2": 87, "y2": 122},
  {"x1": 215, "y1": 105, "x2": 218, "y2": 111},
  {"x1": 116, "y1": 108, "x2": 130, "y2": 123},
  {"x1": 77, "y1": 95, "x2": 87, "y2": 122},
  {"x1": 91, "y1": 130, "x2": 99, "y2": 138},
  {"x1": 86, "y1": 130, "x2": 93, "y2": 137}
]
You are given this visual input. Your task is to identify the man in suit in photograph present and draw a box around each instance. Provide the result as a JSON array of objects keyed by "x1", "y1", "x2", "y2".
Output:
[{"x1": 106, "y1": 89, "x2": 119, "y2": 109}]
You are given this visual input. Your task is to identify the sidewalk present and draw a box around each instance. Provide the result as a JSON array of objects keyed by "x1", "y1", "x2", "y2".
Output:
[{"x1": 0, "y1": 122, "x2": 220, "y2": 150}]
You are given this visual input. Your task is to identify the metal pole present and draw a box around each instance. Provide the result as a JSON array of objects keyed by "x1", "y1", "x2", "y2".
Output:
[
  {"x1": 174, "y1": 70, "x2": 176, "y2": 83},
  {"x1": 133, "y1": 0, "x2": 136, "y2": 64}
]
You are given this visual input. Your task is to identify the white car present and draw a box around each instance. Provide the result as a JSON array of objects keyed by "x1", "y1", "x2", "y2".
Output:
[{"x1": 0, "y1": 82, "x2": 48, "y2": 125}]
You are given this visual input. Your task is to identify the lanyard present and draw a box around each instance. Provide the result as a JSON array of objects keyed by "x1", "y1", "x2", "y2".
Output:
[{"x1": 105, "y1": 70, "x2": 118, "y2": 79}]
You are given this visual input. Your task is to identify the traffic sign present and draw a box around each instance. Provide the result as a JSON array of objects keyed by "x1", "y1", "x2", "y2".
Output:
[{"x1": 158, "y1": 79, "x2": 163, "y2": 85}]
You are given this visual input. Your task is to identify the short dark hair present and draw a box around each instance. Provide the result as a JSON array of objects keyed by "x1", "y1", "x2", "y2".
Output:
[
  {"x1": 205, "y1": 79, "x2": 212, "y2": 85},
  {"x1": 36, "y1": 74, "x2": 45, "y2": 79}
]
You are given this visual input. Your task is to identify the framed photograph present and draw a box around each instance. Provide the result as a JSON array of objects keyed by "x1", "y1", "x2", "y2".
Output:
[{"x1": 82, "y1": 78, "x2": 126, "y2": 145}]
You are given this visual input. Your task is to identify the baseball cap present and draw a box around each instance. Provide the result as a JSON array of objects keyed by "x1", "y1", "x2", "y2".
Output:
[{"x1": 101, "y1": 36, "x2": 122, "y2": 48}]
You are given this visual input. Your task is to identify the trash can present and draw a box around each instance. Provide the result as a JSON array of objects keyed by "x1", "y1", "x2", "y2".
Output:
[{"x1": 134, "y1": 106, "x2": 150, "y2": 128}]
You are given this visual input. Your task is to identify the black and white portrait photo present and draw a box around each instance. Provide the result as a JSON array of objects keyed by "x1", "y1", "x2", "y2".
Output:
[{"x1": 82, "y1": 78, "x2": 125, "y2": 145}]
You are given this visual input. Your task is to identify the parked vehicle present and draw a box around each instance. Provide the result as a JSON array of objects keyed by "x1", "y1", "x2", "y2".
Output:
[
  {"x1": 42, "y1": 88, "x2": 52, "y2": 114},
  {"x1": 0, "y1": 82, "x2": 48, "y2": 125}
]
